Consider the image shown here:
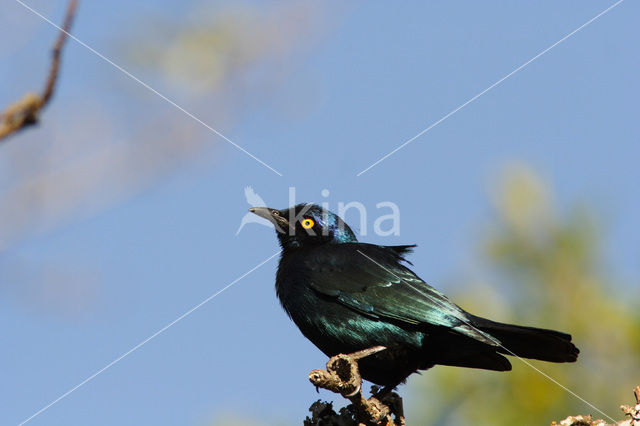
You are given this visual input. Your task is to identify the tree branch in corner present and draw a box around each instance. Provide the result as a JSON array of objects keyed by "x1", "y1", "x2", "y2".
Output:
[{"x1": 0, "y1": 0, "x2": 78, "y2": 141}]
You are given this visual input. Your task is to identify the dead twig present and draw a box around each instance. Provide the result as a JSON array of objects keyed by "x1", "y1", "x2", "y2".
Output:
[
  {"x1": 0, "y1": 0, "x2": 78, "y2": 141},
  {"x1": 552, "y1": 386, "x2": 640, "y2": 426},
  {"x1": 306, "y1": 346, "x2": 405, "y2": 426},
  {"x1": 619, "y1": 386, "x2": 640, "y2": 425}
]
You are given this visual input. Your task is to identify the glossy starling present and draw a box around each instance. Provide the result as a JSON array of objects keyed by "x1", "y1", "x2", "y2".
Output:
[{"x1": 251, "y1": 204, "x2": 579, "y2": 389}]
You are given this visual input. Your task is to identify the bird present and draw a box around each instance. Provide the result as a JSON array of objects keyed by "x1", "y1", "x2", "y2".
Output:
[{"x1": 250, "y1": 203, "x2": 579, "y2": 390}]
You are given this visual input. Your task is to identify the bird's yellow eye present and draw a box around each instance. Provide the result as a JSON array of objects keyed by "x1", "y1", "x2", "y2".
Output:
[{"x1": 301, "y1": 218, "x2": 315, "y2": 229}]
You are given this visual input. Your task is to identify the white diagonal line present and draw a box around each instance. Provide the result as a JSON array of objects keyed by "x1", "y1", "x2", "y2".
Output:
[
  {"x1": 356, "y1": 0, "x2": 625, "y2": 176},
  {"x1": 18, "y1": 250, "x2": 281, "y2": 426},
  {"x1": 356, "y1": 249, "x2": 616, "y2": 422},
  {"x1": 13, "y1": 0, "x2": 283, "y2": 177}
]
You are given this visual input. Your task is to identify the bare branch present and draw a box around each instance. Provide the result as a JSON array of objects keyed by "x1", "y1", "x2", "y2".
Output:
[
  {"x1": 0, "y1": 0, "x2": 78, "y2": 141},
  {"x1": 305, "y1": 347, "x2": 405, "y2": 426},
  {"x1": 552, "y1": 386, "x2": 640, "y2": 426}
]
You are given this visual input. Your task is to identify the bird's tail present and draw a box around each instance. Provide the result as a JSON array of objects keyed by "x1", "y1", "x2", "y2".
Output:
[{"x1": 469, "y1": 315, "x2": 579, "y2": 363}]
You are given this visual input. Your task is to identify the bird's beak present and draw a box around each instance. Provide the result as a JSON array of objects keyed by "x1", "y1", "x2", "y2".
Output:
[{"x1": 249, "y1": 207, "x2": 289, "y2": 233}]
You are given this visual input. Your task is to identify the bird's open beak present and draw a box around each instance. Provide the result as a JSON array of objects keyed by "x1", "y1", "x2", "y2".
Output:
[{"x1": 249, "y1": 207, "x2": 289, "y2": 233}]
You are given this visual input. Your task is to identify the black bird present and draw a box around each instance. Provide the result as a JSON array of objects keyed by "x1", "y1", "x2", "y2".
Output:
[{"x1": 251, "y1": 204, "x2": 579, "y2": 389}]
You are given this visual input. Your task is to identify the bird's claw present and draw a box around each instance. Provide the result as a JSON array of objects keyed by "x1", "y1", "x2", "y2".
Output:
[
  {"x1": 350, "y1": 345, "x2": 387, "y2": 360},
  {"x1": 307, "y1": 347, "x2": 403, "y2": 425}
]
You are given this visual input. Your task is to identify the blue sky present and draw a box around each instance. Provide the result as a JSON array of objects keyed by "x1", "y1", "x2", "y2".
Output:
[{"x1": 1, "y1": 1, "x2": 638, "y2": 425}]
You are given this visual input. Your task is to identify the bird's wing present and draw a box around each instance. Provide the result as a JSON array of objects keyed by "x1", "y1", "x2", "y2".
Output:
[
  {"x1": 305, "y1": 243, "x2": 499, "y2": 346},
  {"x1": 244, "y1": 186, "x2": 266, "y2": 207}
]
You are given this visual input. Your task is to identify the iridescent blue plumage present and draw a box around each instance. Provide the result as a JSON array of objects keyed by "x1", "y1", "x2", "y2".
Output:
[
  {"x1": 251, "y1": 204, "x2": 579, "y2": 388},
  {"x1": 270, "y1": 204, "x2": 358, "y2": 249}
]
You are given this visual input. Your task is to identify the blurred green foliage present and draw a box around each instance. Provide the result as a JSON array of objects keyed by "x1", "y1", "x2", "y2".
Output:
[{"x1": 408, "y1": 165, "x2": 640, "y2": 425}]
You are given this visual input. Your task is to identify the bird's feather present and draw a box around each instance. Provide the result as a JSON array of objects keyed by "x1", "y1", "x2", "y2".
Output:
[{"x1": 305, "y1": 243, "x2": 499, "y2": 346}]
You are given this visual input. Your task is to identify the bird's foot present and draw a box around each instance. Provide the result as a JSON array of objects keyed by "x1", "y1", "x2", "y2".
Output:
[
  {"x1": 308, "y1": 346, "x2": 386, "y2": 398},
  {"x1": 308, "y1": 353, "x2": 359, "y2": 397},
  {"x1": 307, "y1": 346, "x2": 405, "y2": 425}
]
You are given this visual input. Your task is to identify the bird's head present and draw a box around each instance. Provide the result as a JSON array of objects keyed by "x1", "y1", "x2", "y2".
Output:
[{"x1": 250, "y1": 203, "x2": 357, "y2": 250}]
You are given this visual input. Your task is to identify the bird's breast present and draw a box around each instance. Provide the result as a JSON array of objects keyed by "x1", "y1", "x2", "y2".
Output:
[{"x1": 276, "y1": 258, "x2": 423, "y2": 356}]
